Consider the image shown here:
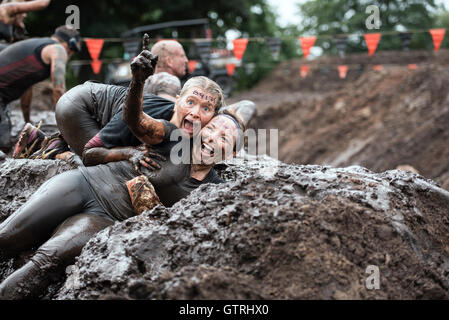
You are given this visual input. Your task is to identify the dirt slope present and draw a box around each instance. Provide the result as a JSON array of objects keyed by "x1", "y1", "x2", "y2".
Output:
[
  {"x1": 55, "y1": 156, "x2": 449, "y2": 300},
  {"x1": 230, "y1": 50, "x2": 449, "y2": 190}
]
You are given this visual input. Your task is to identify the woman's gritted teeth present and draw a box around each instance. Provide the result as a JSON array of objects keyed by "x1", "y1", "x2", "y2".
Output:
[{"x1": 201, "y1": 141, "x2": 215, "y2": 157}]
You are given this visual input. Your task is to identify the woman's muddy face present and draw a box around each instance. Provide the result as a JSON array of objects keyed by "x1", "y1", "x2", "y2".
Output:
[
  {"x1": 192, "y1": 115, "x2": 238, "y2": 166},
  {"x1": 174, "y1": 87, "x2": 217, "y2": 137}
]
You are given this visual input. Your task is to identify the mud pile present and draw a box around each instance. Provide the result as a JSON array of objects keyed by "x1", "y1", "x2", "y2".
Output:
[
  {"x1": 46, "y1": 155, "x2": 449, "y2": 300},
  {"x1": 230, "y1": 50, "x2": 449, "y2": 190},
  {"x1": 0, "y1": 159, "x2": 76, "y2": 220}
]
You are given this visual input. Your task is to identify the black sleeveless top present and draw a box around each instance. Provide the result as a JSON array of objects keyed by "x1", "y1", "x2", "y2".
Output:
[{"x1": 0, "y1": 37, "x2": 56, "y2": 103}]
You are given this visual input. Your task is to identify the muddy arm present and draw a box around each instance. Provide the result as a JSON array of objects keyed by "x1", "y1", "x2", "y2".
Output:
[
  {"x1": 123, "y1": 34, "x2": 165, "y2": 146},
  {"x1": 82, "y1": 146, "x2": 163, "y2": 172},
  {"x1": 83, "y1": 147, "x2": 132, "y2": 166},
  {"x1": 42, "y1": 44, "x2": 67, "y2": 107}
]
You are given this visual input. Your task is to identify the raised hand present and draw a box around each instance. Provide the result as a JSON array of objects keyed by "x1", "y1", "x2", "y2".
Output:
[{"x1": 130, "y1": 33, "x2": 158, "y2": 83}]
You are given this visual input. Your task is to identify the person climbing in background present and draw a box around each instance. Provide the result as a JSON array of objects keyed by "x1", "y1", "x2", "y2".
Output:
[
  {"x1": 151, "y1": 39, "x2": 189, "y2": 79},
  {"x1": 143, "y1": 71, "x2": 181, "y2": 102},
  {"x1": 0, "y1": 25, "x2": 80, "y2": 152},
  {"x1": 0, "y1": 1, "x2": 52, "y2": 147},
  {"x1": 0, "y1": 38, "x2": 246, "y2": 299}
]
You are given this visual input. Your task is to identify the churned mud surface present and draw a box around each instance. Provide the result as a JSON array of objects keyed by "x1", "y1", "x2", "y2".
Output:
[
  {"x1": 230, "y1": 50, "x2": 449, "y2": 190},
  {"x1": 37, "y1": 155, "x2": 446, "y2": 300},
  {"x1": 0, "y1": 156, "x2": 448, "y2": 299}
]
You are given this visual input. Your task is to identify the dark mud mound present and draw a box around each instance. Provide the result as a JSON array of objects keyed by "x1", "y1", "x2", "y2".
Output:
[
  {"x1": 242, "y1": 50, "x2": 449, "y2": 190},
  {"x1": 55, "y1": 156, "x2": 449, "y2": 300},
  {"x1": 0, "y1": 159, "x2": 75, "y2": 221}
]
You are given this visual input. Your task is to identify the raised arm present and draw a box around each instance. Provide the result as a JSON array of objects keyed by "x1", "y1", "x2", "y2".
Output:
[
  {"x1": 0, "y1": 0, "x2": 51, "y2": 24},
  {"x1": 123, "y1": 34, "x2": 166, "y2": 146}
]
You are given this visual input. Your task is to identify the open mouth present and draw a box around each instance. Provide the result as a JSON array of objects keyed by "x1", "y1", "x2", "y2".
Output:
[
  {"x1": 201, "y1": 142, "x2": 214, "y2": 157},
  {"x1": 183, "y1": 119, "x2": 194, "y2": 133}
]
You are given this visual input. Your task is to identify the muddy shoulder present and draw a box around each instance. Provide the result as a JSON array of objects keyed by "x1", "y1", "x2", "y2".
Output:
[{"x1": 1, "y1": 156, "x2": 447, "y2": 299}]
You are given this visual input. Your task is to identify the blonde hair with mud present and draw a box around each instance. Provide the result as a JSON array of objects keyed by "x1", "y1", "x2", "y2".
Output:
[{"x1": 179, "y1": 76, "x2": 225, "y2": 113}]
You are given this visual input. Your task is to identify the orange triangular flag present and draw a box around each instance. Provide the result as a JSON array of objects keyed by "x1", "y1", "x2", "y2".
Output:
[
  {"x1": 85, "y1": 38, "x2": 104, "y2": 61},
  {"x1": 408, "y1": 64, "x2": 418, "y2": 70},
  {"x1": 91, "y1": 59, "x2": 102, "y2": 74},
  {"x1": 233, "y1": 38, "x2": 249, "y2": 60},
  {"x1": 373, "y1": 65, "x2": 383, "y2": 71},
  {"x1": 364, "y1": 33, "x2": 381, "y2": 56},
  {"x1": 429, "y1": 29, "x2": 446, "y2": 51},
  {"x1": 300, "y1": 65, "x2": 310, "y2": 78},
  {"x1": 338, "y1": 65, "x2": 348, "y2": 79},
  {"x1": 226, "y1": 63, "x2": 236, "y2": 76},
  {"x1": 299, "y1": 36, "x2": 316, "y2": 59},
  {"x1": 188, "y1": 60, "x2": 198, "y2": 74}
]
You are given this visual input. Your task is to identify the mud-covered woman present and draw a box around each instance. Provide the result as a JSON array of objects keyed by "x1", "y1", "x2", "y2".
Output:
[{"x1": 0, "y1": 43, "x2": 246, "y2": 299}]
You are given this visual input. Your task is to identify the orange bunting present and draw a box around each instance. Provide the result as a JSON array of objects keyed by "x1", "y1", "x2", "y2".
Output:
[
  {"x1": 90, "y1": 59, "x2": 103, "y2": 74},
  {"x1": 408, "y1": 64, "x2": 418, "y2": 70},
  {"x1": 364, "y1": 33, "x2": 381, "y2": 56},
  {"x1": 300, "y1": 65, "x2": 310, "y2": 78},
  {"x1": 372, "y1": 65, "x2": 383, "y2": 71},
  {"x1": 233, "y1": 38, "x2": 249, "y2": 60},
  {"x1": 85, "y1": 38, "x2": 104, "y2": 61},
  {"x1": 226, "y1": 63, "x2": 236, "y2": 76},
  {"x1": 188, "y1": 60, "x2": 198, "y2": 74},
  {"x1": 429, "y1": 29, "x2": 446, "y2": 51},
  {"x1": 338, "y1": 65, "x2": 348, "y2": 79},
  {"x1": 299, "y1": 36, "x2": 316, "y2": 59}
]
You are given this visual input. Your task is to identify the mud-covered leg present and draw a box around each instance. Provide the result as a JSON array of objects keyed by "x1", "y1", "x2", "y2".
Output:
[
  {"x1": 0, "y1": 170, "x2": 90, "y2": 259},
  {"x1": 0, "y1": 213, "x2": 113, "y2": 299}
]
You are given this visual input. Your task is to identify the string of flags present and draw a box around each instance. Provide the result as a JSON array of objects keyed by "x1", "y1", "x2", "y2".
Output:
[
  {"x1": 297, "y1": 28, "x2": 446, "y2": 79},
  {"x1": 82, "y1": 29, "x2": 446, "y2": 76}
]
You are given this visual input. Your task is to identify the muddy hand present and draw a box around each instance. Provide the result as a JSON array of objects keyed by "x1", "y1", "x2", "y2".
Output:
[
  {"x1": 130, "y1": 34, "x2": 158, "y2": 83},
  {"x1": 142, "y1": 33, "x2": 158, "y2": 72},
  {"x1": 129, "y1": 146, "x2": 166, "y2": 174}
]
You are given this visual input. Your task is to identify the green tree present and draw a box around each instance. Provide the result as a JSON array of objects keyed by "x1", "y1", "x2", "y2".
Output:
[{"x1": 295, "y1": 0, "x2": 443, "y2": 54}]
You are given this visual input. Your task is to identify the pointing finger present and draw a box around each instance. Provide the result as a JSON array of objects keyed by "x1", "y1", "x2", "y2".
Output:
[{"x1": 142, "y1": 33, "x2": 150, "y2": 51}]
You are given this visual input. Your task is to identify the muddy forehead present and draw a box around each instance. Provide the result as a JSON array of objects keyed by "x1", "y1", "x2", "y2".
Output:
[
  {"x1": 211, "y1": 116, "x2": 238, "y2": 135},
  {"x1": 191, "y1": 88, "x2": 217, "y2": 104}
]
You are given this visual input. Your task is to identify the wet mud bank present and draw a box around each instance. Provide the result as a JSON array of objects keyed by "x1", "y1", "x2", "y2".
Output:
[{"x1": 43, "y1": 155, "x2": 449, "y2": 299}]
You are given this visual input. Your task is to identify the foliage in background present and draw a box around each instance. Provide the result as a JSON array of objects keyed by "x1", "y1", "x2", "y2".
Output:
[
  {"x1": 21, "y1": 1, "x2": 449, "y2": 92},
  {"x1": 294, "y1": 0, "x2": 448, "y2": 55},
  {"x1": 23, "y1": 0, "x2": 287, "y2": 91}
]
